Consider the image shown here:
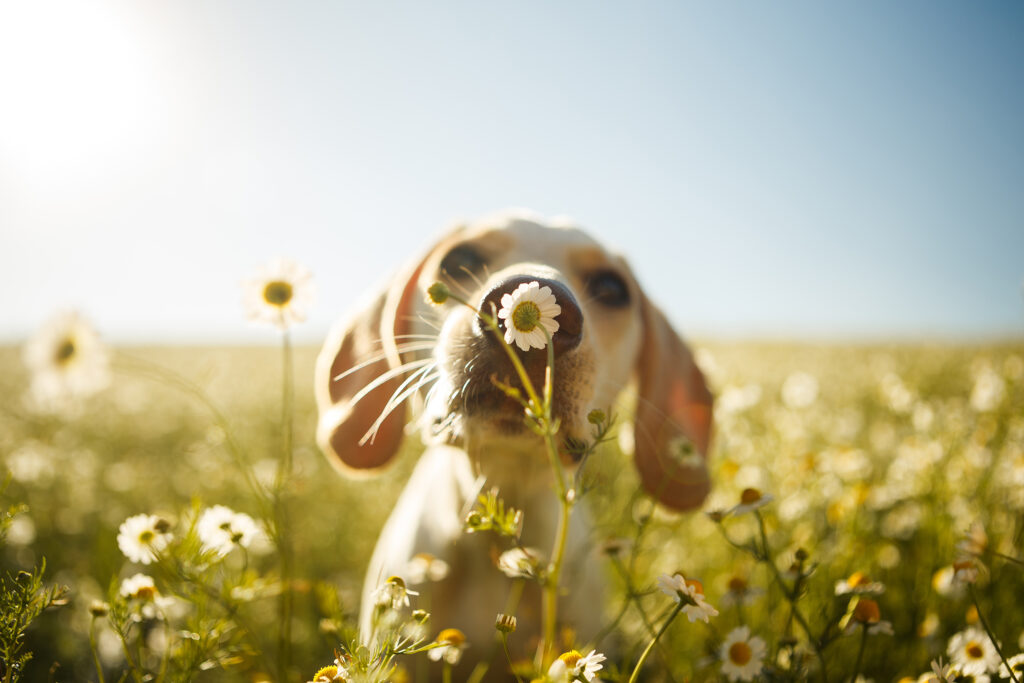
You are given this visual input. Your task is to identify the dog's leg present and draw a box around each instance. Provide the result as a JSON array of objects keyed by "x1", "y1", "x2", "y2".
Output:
[{"x1": 359, "y1": 445, "x2": 479, "y2": 638}]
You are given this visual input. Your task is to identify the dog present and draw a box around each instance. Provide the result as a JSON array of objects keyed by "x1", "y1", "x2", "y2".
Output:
[{"x1": 314, "y1": 210, "x2": 713, "y2": 675}]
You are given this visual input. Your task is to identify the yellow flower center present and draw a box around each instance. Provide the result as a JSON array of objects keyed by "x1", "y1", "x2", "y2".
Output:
[
  {"x1": 740, "y1": 488, "x2": 762, "y2": 505},
  {"x1": 54, "y1": 338, "x2": 76, "y2": 365},
  {"x1": 728, "y1": 641, "x2": 753, "y2": 665},
  {"x1": 138, "y1": 530, "x2": 155, "y2": 544},
  {"x1": 312, "y1": 665, "x2": 339, "y2": 681},
  {"x1": 852, "y1": 599, "x2": 881, "y2": 624},
  {"x1": 966, "y1": 641, "x2": 984, "y2": 659},
  {"x1": 263, "y1": 280, "x2": 294, "y2": 306},
  {"x1": 438, "y1": 628, "x2": 466, "y2": 646},
  {"x1": 386, "y1": 575, "x2": 407, "y2": 589},
  {"x1": 727, "y1": 576, "x2": 748, "y2": 593},
  {"x1": 511, "y1": 301, "x2": 541, "y2": 332},
  {"x1": 848, "y1": 571, "x2": 868, "y2": 587},
  {"x1": 558, "y1": 650, "x2": 582, "y2": 669},
  {"x1": 134, "y1": 585, "x2": 157, "y2": 601},
  {"x1": 685, "y1": 578, "x2": 705, "y2": 595}
]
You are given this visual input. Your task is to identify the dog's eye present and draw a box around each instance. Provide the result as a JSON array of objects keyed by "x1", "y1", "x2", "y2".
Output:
[
  {"x1": 439, "y1": 245, "x2": 487, "y2": 281},
  {"x1": 586, "y1": 270, "x2": 631, "y2": 308}
]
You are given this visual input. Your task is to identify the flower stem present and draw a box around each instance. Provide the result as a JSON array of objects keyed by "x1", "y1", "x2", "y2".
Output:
[
  {"x1": 969, "y1": 584, "x2": 1020, "y2": 683},
  {"x1": 851, "y1": 624, "x2": 868, "y2": 683},
  {"x1": 88, "y1": 617, "x2": 106, "y2": 683},
  {"x1": 275, "y1": 329, "x2": 295, "y2": 680},
  {"x1": 754, "y1": 511, "x2": 829, "y2": 682},
  {"x1": 500, "y1": 634, "x2": 525, "y2": 683},
  {"x1": 627, "y1": 601, "x2": 683, "y2": 683}
]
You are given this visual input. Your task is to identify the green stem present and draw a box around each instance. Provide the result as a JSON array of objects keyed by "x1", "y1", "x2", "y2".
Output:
[
  {"x1": 89, "y1": 617, "x2": 106, "y2": 683},
  {"x1": 627, "y1": 602, "x2": 683, "y2": 683},
  {"x1": 755, "y1": 511, "x2": 829, "y2": 682},
  {"x1": 442, "y1": 662, "x2": 452, "y2": 683},
  {"x1": 970, "y1": 584, "x2": 1020, "y2": 683},
  {"x1": 275, "y1": 330, "x2": 295, "y2": 680},
  {"x1": 851, "y1": 625, "x2": 868, "y2": 683},
  {"x1": 541, "y1": 477, "x2": 572, "y2": 666},
  {"x1": 500, "y1": 634, "x2": 525, "y2": 683}
]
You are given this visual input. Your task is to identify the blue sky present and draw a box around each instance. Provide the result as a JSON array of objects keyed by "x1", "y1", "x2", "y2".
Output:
[{"x1": 1, "y1": 0, "x2": 1022, "y2": 343}]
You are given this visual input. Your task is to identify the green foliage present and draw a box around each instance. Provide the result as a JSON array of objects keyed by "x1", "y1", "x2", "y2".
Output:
[
  {"x1": 464, "y1": 489, "x2": 524, "y2": 539},
  {"x1": 0, "y1": 557, "x2": 68, "y2": 683},
  {"x1": 1, "y1": 343, "x2": 1023, "y2": 681}
]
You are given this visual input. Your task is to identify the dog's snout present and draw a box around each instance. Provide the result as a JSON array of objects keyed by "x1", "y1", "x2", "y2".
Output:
[{"x1": 478, "y1": 275, "x2": 583, "y2": 355}]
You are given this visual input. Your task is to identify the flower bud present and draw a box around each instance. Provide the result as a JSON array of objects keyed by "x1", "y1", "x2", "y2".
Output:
[
  {"x1": 426, "y1": 282, "x2": 450, "y2": 305},
  {"x1": 495, "y1": 613, "x2": 517, "y2": 633}
]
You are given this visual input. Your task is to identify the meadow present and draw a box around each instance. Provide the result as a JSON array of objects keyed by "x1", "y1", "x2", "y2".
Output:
[{"x1": 2, "y1": 336, "x2": 1023, "y2": 682}]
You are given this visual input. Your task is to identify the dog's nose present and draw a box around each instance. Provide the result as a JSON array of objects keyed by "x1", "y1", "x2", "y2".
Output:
[{"x1": 477, "y1": 275, "x2": 583, "y2": 355}]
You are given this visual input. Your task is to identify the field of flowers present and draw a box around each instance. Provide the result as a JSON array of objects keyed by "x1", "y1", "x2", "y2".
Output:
[{"x1": 2, "y1": 302, "x2": 1023, "y2": 681}]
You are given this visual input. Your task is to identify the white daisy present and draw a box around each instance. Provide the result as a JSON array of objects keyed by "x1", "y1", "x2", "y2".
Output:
[
  {"x1": 947, "y1": 626, "x2": 1001, "y2": 676},
  {"x1": 119, "y1": 573, "x2": 172, "y2": 619},
  {"x1": 999, "y1": 653, "x2": 1024, "y2": 680},
  {"x1": 243, "y1": 258, "x2": 316, "y2": 331},
  {"x1": 720, "y1": 575, "x2": 764, "y2": 607},
  {"x1": 116, "y1": 514, "x2": 172, "y2": 565},
  {"x1": 497, "y1": 547, "x2": 542, "y2": 579},
  {"x1": 196, "y1": 505, "x2": 261, "y2": 557},
  {"x1": 119, "y1": 573, "x2": 159, "y2": 600},
  {"x1": 657, "y1": 573, "x2": 719, "y2": 623},
  {"x1": 729, "y1": 488, "x2": 774, "y2": 516},
  {"x1": 372, "y1": 575, "x2": 418, "y2": 610},
  {"x1": 427, "y1": 628, "x2": 468, "y2": 665},
  {"x1": 23, "y1": 310, "x2": 110, "y2": 412},
  {"x1": 496, "y1": 281, "x2": 560, "y2": 351},
  {"x1": 719, "y1": 626, "x2": 767, "y2": 681},
  {"x1": 547, "y1": 649, "x2": 605, "y2": 682},
  {"x1": 405, "y1": 553, "x2": 450, "y2": 584},
  {"x1": 834, "y1": 572, "x2": 886, "y2": 596}
]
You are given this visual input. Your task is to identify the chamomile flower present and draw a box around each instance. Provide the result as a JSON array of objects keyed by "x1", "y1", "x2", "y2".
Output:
[
  {"x1": 196, "y1": 505, "x2": 261, "y2": 557},
  {"x1": 428, "y1": 628, "x2": 468, "y2": 665},
  {"x1": 657, "y1": 573, "x2": 719, "y2": 623},
  {"x1": 243, "y1": 258, "x2": 315, "y2": 331},
  {"x1": 117, "y1": 514, "x2": 172, "y2": 565},
  {"x1": 843, "y1": 599, "x2": 894, "y2": 636},
  {"x1": 406, "y1": 553, "x2": 450, "y2": 584},
  {"x1": 947, "y1": 626, "x2": 1001, "y2": 676},
  {"x1": 999, "y1": 653, "x2": 1024, "y2": 680},
  {"x1": 952, "y1": 558, "x2": 983, "y2": 585},
  {"x1": 729, "y1": 488, "x2": 774, "y2": 516},
  {"x1": 719, "y1": 626, "x2": 767, "y2": 681},
  {"x1": 119, "y1": 574, "x2": 172, "y2": 619},
  {"x1": 834, "y1": 571, "x2": 886, "y2": 596},
  {"x1": 23, "y1": 310, "x2": 110, "y2": 412},
  {"x1": 720, "y1": 575, "x2": 764, "y2": 607},
  {"x1": 373, "y1": 576, "x2": 418, "y2": 610},
  {"x1": 957, "y1": 522, "x2": 988, "y2": 557},
  {"x1": 497, "y1": 547, "x2": 542, "y2": 579},
  {"x1": 496, "y1": 281, "x2": 560, "y2": 351},
  {"x1": 547, "y1": 649, "x2": 605, "y2": 682}
]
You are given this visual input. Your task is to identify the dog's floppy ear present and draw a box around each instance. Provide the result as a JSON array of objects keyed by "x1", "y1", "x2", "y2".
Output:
[
  {"x1": 314, "y1": 257, "x2": 427, "y2": 474},
  {"x1": 632, "y1": 292, "x2": 714, "y2": 510}
]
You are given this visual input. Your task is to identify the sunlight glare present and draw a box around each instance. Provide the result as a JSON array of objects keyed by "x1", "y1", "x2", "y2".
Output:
[{"x1": 0, "y1": 0, "x2": 162, "y2": 188}]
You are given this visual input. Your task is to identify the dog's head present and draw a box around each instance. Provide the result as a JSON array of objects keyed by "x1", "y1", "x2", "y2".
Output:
[{"x1": 315, "y1": 211, "x2": 713, "y2": 510}]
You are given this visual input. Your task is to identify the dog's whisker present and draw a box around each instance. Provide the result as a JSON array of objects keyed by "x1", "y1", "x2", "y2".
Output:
[
  {"x1": 403, "y1": 314, "x2": 442, "y2": 332},
  {"x1": 347, "y1": 358, "x2": 434, "y2": 407},
  {"x1": 361, "y1": 371, "x2": 441, "y2": 445},
  {"x1": 378, "y1": 362, "x2": 437, "y2": 420},
  {"x1": 332, "y1": 343, "x2": 437, "y2": 382},
  {"x1": 440, "y1": 269, "x2": 477, "y2": 300}
]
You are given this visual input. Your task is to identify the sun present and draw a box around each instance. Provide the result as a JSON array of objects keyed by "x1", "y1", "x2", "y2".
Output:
[{"x1": 0, "y1": 0, "x2": 161, "y2": 186}]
